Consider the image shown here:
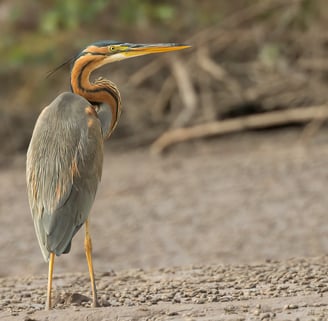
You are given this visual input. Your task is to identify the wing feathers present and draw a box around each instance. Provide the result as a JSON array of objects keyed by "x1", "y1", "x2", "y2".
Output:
[{"x1": 26, "y1": 92, "x2": 103, "y2": 261}]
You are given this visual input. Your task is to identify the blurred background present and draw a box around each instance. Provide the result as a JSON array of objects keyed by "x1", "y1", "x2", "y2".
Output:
[{"x1": 1, "y1": 0, "x2": 328, "y2": 277}]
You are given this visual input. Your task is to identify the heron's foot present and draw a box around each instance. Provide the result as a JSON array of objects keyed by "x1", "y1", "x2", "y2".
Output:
[{"x1": 92, "y1": 298, "x2": 100, "y2": 308}]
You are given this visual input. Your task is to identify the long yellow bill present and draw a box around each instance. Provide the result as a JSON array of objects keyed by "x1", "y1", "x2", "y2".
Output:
[
  {"x1": 106, "y1": 43, "x2": 191, "y2": 61},
  {"x1": 126, "y1": 43, "x2": 191, "y2": 55}
]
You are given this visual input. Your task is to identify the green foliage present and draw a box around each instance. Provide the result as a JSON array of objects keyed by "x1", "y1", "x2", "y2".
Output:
[
  {"x1": 119, "y1": 1, "x2": 176, "y2": 26},
  {"x1": 258, "y1": 43, "x2": 281, "y2": 68},
  {"x1": 39, "y1": 0, "x2": 177, "y2": 33},
  {"x1": 40, "y1": 0, "x2": 108, "y2": 33},
  {"x1": 278, "y1": 0, "x2": 321, "y2": 30},
  {"x1": 0, "y1": 0, "x2": 327, "y2": 69}
]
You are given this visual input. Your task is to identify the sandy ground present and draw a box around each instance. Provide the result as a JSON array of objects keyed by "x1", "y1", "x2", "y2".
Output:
[
  {"x1": 1, "y1": 257, "x2": 328, "y2": 320},
  {"x1": 1, "y1": 128, "x2": 328, "y2": 320}
]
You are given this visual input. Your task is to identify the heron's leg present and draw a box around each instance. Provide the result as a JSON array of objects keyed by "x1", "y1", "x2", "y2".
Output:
[
  {"x1": 84, "y1": 219, "x2": 99, "y2": 307},
  {"x1": 46, "y1": 252, "x2": 55, "y2": 310}
]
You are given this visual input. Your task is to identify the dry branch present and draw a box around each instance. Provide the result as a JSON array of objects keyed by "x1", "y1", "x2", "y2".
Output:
[
  {"x1": 196, "y1": 47, "x2": 241, "y2": 95},
  {"x1": 120, "y1": 0, "x2": 328, "y2": 155},
  {"x1": 151, "y1": 105, "x2": 328, "y2": 154},
  {"x1": 152, "y1": 75, "x2": 176, "y2": 120},
  {"x1": 169, "y1": 57, "x2": 198, "y2": 128},
  {"x1": 128, "y1": 59, "x2": 166, "y2": 86},
  {"x1": 297, "y1": 58, "x2": 328, "y2": 71},
  {"x1": 187, "y1": 0, "x2": 301, "y2": 45}
]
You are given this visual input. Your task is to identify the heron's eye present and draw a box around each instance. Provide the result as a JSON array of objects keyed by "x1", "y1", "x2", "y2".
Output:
[{"x1": 108, "y1": 46, "x2": 116, "y2": 52}]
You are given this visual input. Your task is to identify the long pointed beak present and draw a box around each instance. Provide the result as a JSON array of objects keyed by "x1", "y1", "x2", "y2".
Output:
[
  {"x1": 120, "y1": 43, "x2": 190, "y2": 59},
  {"x1": 101, "y1": 43, "x2": 190, "y2": 64},
  {"x1": 129, "y1": 43, "x2": 190, "y2": 53}
]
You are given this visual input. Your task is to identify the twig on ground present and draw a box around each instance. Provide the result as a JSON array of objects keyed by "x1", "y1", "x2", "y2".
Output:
[{"x1": 151, "y1": 105, "x2": 328, "y2": 154}]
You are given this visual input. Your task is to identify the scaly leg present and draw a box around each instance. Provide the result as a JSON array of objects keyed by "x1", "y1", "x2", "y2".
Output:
[
  {"x1": 84, "y1": 219, "x2": 99, "y2": 307},
  {"x1": 46, "y1": 252, "x2": 55, "y2": 310}
]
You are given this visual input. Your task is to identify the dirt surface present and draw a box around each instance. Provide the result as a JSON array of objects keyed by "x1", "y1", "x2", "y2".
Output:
[
  {"x1": 1, "y1": 128, "x2": 328, "y2": 320},
  {"x1": 1, "y1": 257, "x2": 328, "y2": 320}
]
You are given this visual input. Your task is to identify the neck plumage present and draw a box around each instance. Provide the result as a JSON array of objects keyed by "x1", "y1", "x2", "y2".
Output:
[{"x1": 70, "y1": 56, "x2": 122, "y2": 138}]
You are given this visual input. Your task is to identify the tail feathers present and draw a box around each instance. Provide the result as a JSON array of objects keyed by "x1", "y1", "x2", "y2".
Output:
[
  {"x1": 34, "y1": 219, "x2": 50, "y2": 262},
  {"x1": 33, "y1": 210, "x2": 79, "y2": 262}
]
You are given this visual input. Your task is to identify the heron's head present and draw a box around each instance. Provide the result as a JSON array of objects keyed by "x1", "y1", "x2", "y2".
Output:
[
  {"x1": 69, "y1": 40, "x2": 190, "y2": 139},
  {"x1": 73, "y1": 40, "x2": 190, "y2": 70}
]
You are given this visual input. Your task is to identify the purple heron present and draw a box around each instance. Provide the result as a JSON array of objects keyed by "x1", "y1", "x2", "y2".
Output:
[{"x1": 26, "y1": 41, "x2": 190, "y2": 310}]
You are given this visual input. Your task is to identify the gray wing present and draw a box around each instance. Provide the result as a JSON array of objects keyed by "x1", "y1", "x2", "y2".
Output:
[{"x1": 26, "y1": 92, "x2": 103, "y2": 262}]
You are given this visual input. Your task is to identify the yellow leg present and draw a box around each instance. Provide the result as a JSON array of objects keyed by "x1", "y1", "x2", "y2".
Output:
[
  {"x1": 46, "y1": 252, "x2": 55, "y2": 310},
  {"x1": 84, "y1": 219, "x2": 99, "y2": 307}
]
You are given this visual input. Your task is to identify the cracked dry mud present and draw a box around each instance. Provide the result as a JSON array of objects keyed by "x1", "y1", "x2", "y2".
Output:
[{"x1": 1, "y1": 129, "x2": 328, "y2": 320}]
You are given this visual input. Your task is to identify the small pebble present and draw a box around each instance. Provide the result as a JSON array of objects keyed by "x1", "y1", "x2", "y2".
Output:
[
  {"x1": 253, "y1": 309, "x2": 261, "y2": 316},
  {"x1": 166, "y1": 311, "x2": 178, "y2": 316},
  {"x1": 284, "y1": 304, "x2": 298, "y2": 310}
]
